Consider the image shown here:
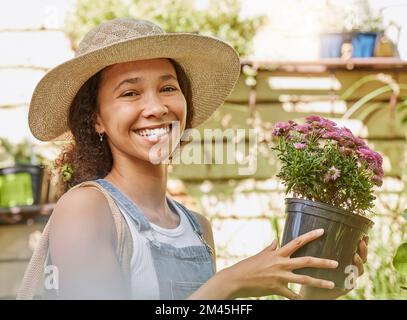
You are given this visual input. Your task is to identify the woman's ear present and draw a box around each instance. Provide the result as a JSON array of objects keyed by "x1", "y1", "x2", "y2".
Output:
[{"x1": 94, "y1": 113, "x2": 105, "y2": 134}]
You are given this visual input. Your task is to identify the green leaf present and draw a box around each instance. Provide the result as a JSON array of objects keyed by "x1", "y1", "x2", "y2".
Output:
[
  {"x1": 393, "y1": 243, "x2": 407, "y2": 275},
  {"x1": 403, "y1": 209, "x2": 407, "y2": 221}
]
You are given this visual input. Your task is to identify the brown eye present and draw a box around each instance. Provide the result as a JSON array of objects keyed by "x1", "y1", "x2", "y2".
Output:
[
  {"x1": 122, "y1": 91, "x2": 139, "y2": 97},
  {"x1": 161, "y1": 86, "x2": 177, "y2": 92}
]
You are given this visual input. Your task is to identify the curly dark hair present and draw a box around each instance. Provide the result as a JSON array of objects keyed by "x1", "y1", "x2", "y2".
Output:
[{"x1": 55, "y1": 59, "x2": 194, "y2": 192}]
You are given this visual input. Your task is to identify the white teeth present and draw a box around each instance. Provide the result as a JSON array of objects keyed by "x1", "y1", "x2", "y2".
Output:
[{"x1": 135, "y1": 125, "x2": 170, "y2": 137}]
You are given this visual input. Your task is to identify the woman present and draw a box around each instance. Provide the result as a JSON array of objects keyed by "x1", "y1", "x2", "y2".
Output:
[{"x1": 24, "y1": 18, "x2": 368, "y2": 299}]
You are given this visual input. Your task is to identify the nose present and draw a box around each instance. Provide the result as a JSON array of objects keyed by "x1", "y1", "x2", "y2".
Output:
[{"x1": 141, "y1": 91, "x2": 168, "y2": 119}]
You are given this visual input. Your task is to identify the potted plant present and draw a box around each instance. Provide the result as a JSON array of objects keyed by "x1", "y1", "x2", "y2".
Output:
[
  {"x1": 318, "y1": 0, "x2": 386, "y2": 58},
  {"x1": 271, "y1": 115, "x2": 383, "y2": 289},
  {"x1": 0, "y1": 138, "x2": 45, "y2": 207},
  {"x1": 344, "y1": 0, "x2": 385, "y2": 58}
]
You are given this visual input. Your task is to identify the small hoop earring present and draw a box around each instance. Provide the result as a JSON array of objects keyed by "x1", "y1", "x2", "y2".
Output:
[{"x1": 99, "y1": 132, "x2": 104, "y2": 142}]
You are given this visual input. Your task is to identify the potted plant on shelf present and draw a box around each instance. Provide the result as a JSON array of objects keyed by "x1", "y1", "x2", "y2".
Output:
[
  {"x1": 344, "y1": 0, "x2": 385, "y2": 58},
  {"x1": 318, "y1": 0, "x2": 387, "y2": 58},
  {"x1": 0, "y1": 138, "x2": 45, "y2": 208},
  {"x1": 271, "y1": 115, "x2": 383, "y2": 289}
]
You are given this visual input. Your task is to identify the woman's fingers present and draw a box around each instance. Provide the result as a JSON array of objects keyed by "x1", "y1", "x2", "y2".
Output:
[
  {"x1": 282, "y1": 272, "x2": 335, "y2": 289},
  {"x1": 358, "y1": 239, "x2": 368, "y2": 263},
  {"x1": 288, "y1": 256, "x2": 338, "y2": 270},
  {"x1": 279, "y1": 229, "x2": 324, "y2": 257},
  {"x1": 276, "y1": 285, "x2": 302, "y2": 300},
  {"x1": 354, "y1": 253, "x2": 365, "y2": 276},
  {"x1": 269, "y1": 239, "x2": 278, "y2": 251}
]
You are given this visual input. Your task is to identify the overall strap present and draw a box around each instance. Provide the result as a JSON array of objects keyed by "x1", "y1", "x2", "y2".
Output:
[
  {"x1": 94, "y1": 179, "x2": 151, "y2": 232},
  {"x1": 169, "y1": 198, "x2": 215, "y2": 257},
  {"x1": 167, "y1": 198, "x2": 202, "y2": 234}
]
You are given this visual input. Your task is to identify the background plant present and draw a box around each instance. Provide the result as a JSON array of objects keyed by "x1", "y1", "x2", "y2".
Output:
[
  {"x1": 271, "y1": 115, "x2": 383, "y2": 215},
  {"x1": 65, "y1": 0, "x2": 267, "y2": 57},
  {"x1": 0, "y1": 138, "x2": 32, "y2": 165},
  {"x1": 344, "y1": 0, "x2": 385, "y2": 33},
  {"x1": 318, "y1": 0, "x2": 385, "y2": 33}
]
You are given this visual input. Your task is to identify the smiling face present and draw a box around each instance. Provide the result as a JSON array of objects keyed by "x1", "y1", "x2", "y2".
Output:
[{"x1": 95, "y1": 58, "x2": 187, "y2": 164}]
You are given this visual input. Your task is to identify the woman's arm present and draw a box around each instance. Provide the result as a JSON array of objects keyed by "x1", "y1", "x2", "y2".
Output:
[{"x1": 49, "y1": 188, "x2": 131, "y2": 299}]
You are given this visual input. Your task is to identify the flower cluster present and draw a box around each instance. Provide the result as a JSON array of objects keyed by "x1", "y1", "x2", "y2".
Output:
[
  {"x1": 272, "y1": 115, "x2": 383, "y2": 215},
  {"x1": 61, "y1": 163, "x2": 74, "y2": 182}
]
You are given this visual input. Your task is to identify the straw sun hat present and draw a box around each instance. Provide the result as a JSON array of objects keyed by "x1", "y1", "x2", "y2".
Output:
[{"x1": 28, "y1": 18, "x2": 241, "y2": 141}]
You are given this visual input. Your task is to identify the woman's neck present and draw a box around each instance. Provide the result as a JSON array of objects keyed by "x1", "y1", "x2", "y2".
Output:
[{"x1": 104, "y1": 157, "x2": 170, "y2": 218}]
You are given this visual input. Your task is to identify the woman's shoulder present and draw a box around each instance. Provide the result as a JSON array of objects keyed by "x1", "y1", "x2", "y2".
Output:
[
  {"x1": 54, "y1": 182, "x2": 111, "y2": 216},
  {"x1": 48, "y1": 183, "x2": 128, "y2": 298},
  {"x1": 190, "y1": 210, "x2": 211, "y2": 230},
  {"x1": 50, "y1": 182, "x2": 116, "y2": 244}
]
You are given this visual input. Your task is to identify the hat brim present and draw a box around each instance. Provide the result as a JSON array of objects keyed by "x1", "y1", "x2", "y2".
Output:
[{"x1": 28, "y1": 33, "x2": 240, "y2": 141}]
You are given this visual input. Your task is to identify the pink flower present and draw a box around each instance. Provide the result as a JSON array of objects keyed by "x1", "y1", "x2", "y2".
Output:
[
  {"x1": 357, "y1": 148, "x2": 384, "y2": 180},
  {"x1": 324, "y1": 166, "x2": 341, "y2": 182},
  {"x1": 272, "y1": 121, "x2": 291, "y2": 137},
  {"x1": 320, "y1": 118, "x2": 337, "y2": 127},
  {"x1": 354, "y1": 137, "x2": 367, "y2": 148},
  {"x1": 305, "y1": 116, "x2": 338, "y2": 133},
  {"x1": 373, "y1": 166, "x2": 384, "y2": 178},
  {"x1": 288, "y1": 120, "x2": 297, "y2": 127},
  {"x1": 372, "y1": 151, "x2": 383, "y2": 167},
  {"x1": 335, "y1": 127, "x2": 362, "y2": 148},
  {"x1": 293, "y1": 142, "x2": 307, "y2": 150},
  {"x1": 306, "y1": 115, "x2": 322, "y2": 123},
  {"x1": 320, "y1": 119, "x2": 337, "y2": 132},
  {"x1": 322, "y1": 131, "x2": 341, "y2": 141},
  {"x1": 338, "y1": 127, "x2": 355, "y2": 140},
  {"x1": 358, "y1": 148, "x2": 377, "y2": 165},
  {"x1": 372, "y1": 175, "x2": 383, "y2": 187},
  {"x1": 295, "y1": 124, "x2": 311, "y2": 134}
]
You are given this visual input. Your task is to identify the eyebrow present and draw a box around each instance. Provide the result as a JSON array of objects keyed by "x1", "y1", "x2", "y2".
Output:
[{"x1": 114, "y1": 74, "x2": 178, "y2": 92}]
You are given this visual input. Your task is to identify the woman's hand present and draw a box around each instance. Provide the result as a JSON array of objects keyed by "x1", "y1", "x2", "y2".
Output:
[
  {"x1": 223, "y1": 229, "x2": 339, "y2": 300},
  {"x1": 299, "y1": 235, "x2": 369, "y2": 300}
]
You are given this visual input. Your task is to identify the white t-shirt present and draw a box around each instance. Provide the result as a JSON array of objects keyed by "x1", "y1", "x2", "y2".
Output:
[{"x1": 119, "y1": 198, "x2": 204, "y2": 299}]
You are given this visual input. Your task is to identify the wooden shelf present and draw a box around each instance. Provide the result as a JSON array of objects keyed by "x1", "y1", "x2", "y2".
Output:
[
  {"x1": 241, "y1": 58, "x2": 407, "y2": 73},
  {"x1": 0, "y1": 203, "x2": 55, "y2": 224}
]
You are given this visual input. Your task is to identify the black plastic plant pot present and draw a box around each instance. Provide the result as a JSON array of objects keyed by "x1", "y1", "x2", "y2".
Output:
[
  {"x1": 281, "y1": 198, "x2": 374, "y2": 289},
  {"x1": 0, "y1": 164, "x2": 44, "y2": 207}
]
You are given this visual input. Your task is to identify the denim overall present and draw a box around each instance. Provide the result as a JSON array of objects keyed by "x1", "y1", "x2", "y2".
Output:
[{"x1": 94, "y1": 179, "x2": 215, "y2": 299}]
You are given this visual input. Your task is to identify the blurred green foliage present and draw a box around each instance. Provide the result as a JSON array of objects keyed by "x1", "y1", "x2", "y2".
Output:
[
  {"x1": 319, "y1": 0, "x2": 385, "y2": 33},
  {"x1": 0, "y1": 138, "x2": 32, "y2": 165},
  {"x1": 393, "y1": 243, "x2": 407, "y2": 276},
  {"x1": 65, "y1": 0, "x2": 267, "y2": 57},
  {"x1": 0, "y1": 138, "x2": 48, "y2": 167}
]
